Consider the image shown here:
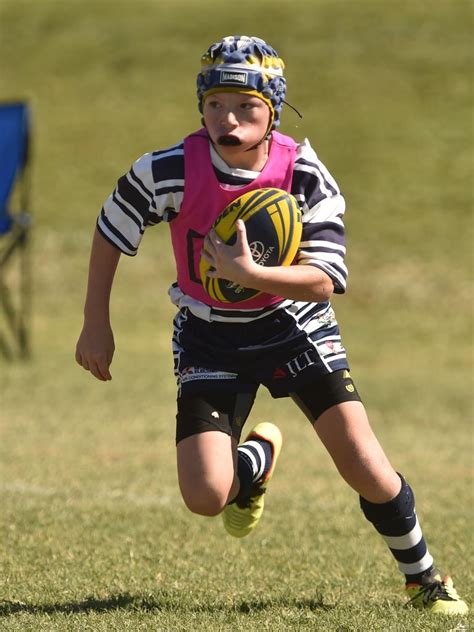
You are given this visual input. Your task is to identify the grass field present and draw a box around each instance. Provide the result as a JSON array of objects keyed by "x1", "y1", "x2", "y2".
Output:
[{"x1": 0, "y1": 0, "x2": 472, "y2": 630}]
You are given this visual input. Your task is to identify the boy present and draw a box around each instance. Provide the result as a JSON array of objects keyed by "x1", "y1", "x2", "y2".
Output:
[{"x1": 76, "y1": 35, "x2": 468, "y2": 614}]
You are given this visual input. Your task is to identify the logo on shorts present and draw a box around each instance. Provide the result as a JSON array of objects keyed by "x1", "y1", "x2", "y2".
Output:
[
  {"x1": 342, "y1": 370, "x2": 355, "y2": 392},
  {"x1": 285, "y1": 349, "x2": 318, "y2": 378},
  {"x1": 180, "y1": 366, "x2": 237, "y2": 384},
  {"x1": 220, "y1": 70, "x2": 248, "y2": 85},
  {"x1": 272, "y1": 366, "x2": 287, "y2": 379}
]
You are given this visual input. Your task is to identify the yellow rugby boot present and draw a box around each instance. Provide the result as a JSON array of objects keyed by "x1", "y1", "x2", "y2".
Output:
[
  {"x1": 405, "y1": 568, "x2": 469, "y2": 615},
  {"x1": 222, "y1": 422, "x2": 282, "y2": 538}
]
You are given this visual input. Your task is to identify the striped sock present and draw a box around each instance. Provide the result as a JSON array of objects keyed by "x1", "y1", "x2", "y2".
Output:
[
  {"x1": 360, "y1": 474, "x2": 434, "y2": 583},
  {"x1": 233, "y1": 438, "x2": 273, "y2": 505}
]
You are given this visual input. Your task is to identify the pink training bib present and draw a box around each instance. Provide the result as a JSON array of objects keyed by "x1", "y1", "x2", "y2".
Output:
[{"x1": 169, "y1": 128, "x2": 297, "y2": 309}]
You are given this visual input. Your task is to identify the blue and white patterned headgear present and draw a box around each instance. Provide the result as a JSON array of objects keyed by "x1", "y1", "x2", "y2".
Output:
[{"x1": 197, "y1": 35, "x2": 286, "y2": 131}]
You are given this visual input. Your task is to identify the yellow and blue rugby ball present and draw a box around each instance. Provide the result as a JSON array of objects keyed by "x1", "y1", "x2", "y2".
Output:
[{"x1": 200, "y1": 188, "x2": 302, "y2": 303}]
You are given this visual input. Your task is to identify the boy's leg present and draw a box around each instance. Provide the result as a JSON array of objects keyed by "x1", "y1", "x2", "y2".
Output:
[
  {"x1": 177, "y1": 430, "x2": 238, "y2": 516},
  {"x1": 309, "y1": 399, "x2": 400, "y2": 502},
  {"x1": 176, "y1": 390, "x2": 255, "y2": 516},
  {"x1": 292, "y1": 381, "x2": 468, "y2": 614},
  {"x1": 175, "y1": 389, "x2": 282, "y2": 537},
  {"x1": 310, "y1": 399, "x2": 437, "y2": 582}
]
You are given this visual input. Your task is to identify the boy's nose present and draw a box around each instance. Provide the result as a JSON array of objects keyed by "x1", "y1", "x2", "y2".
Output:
[{"x1": 222, "y1": 109, "x2": 238, "y2": 126}]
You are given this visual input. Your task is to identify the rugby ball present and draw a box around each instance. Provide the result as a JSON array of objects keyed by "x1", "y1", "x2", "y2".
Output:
[{"x1": 200, "y1": 188, "x2": 302, "y2": 303}]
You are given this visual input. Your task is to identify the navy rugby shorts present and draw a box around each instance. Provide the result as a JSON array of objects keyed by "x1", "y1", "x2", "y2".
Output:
[
  {"x1": 173, "y1": 302, "x2": 352, "y2": 398},
  {"x1": 173, "y1": 303, "x2": 362, "y2": 443}
]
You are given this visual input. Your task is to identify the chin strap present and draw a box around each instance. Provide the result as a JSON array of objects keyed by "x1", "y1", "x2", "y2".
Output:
[
  {"x1": 282, "y1": 100, "x2": 303, "y2": 119},
  {"x1": 245, "y1": 100, "x2": 302, "y2": 152}
]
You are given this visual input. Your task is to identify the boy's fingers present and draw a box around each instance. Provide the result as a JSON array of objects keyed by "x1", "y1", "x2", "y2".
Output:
[
  {"x1": 93, "y1": 356, "x2": 112, "y2": 381},
  {"x1": 201, "y1": 249, "x2": 213, "y2": 264},
  {"x1": 99, "y1": 364, "x2": 112, "y2": 381},
  {"x1": 76, "y1": 352, "x2": 112, "y2": 381},
  {"x1": 203, "y1": 233, "x2": 217, "y2": 253},
  {"x1": 210, "y1": 230, "x2": 221, "y2": 245},
  {"x1": 89, "y1": 362, "x2": 107, "y2": 381},
  {"x1": 77, "y1": 354, "x2": 89, "y2": 371},
  {"x1": 236, "y1": 219, "x2": 246, "y2": 234},
  {"x1": 235, "y1": 220, "x2": 248, "y2": 246}
]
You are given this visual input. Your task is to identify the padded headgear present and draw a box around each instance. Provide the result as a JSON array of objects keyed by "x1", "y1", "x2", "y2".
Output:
[{"x1": 197, "y1": 35, "x2": 286, "y2": 131}]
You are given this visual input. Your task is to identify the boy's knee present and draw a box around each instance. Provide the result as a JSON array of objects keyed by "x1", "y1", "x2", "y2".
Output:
[{"x1": 181, "y1": 486, "x2": 228, "y2": 517}]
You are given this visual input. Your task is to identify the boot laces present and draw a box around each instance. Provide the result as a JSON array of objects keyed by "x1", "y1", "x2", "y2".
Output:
[{"x1": 407, "y1": 576, "x2": 459, "y2": 607}]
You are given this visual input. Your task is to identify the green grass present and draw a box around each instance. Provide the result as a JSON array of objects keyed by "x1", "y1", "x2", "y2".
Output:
[{"x1": 0, "y1": 0, "x2": 473, "y2": 630}]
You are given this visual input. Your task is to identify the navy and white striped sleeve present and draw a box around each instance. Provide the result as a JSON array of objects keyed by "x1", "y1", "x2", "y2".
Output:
[
  {"x1": 291, "y1": 139, "x2": 348, "y2": 293},
  {"x1": 97, "y1": 141, "x2": 185, "y2": 256}
]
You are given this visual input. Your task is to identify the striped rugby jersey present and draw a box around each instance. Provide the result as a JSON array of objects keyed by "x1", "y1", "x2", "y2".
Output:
[{"x1": 98, "y1": 135, "x2": 348, "y2": 321}]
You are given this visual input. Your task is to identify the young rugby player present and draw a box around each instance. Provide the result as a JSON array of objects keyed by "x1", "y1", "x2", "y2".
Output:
[{"x1": 76, "y1": 36, "x2": 468, "y2": 614}]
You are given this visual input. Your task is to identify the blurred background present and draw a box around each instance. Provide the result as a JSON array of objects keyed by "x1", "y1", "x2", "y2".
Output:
[{"x1": 0, "y1": 0, "x2": 472, "y2": 628}]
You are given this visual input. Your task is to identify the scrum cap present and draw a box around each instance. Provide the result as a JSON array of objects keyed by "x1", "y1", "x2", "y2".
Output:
[{"x1": 197, "y1": 35, "x2": 286, "y2": 131}]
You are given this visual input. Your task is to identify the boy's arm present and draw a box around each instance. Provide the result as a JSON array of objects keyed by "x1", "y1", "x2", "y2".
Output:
[{"x1": 75, "y1": 228, "x2": 121, "y2": 381}]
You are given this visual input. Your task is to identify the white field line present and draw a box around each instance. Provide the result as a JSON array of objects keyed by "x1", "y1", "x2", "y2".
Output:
[{"x1": 0, "y1": 481, "x2": 177, "y2": 506}]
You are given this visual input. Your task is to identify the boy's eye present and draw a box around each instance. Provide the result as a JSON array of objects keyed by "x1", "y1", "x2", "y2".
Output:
[{"x1": 206, "y1": 100, "x2": 221, "y2": 109}]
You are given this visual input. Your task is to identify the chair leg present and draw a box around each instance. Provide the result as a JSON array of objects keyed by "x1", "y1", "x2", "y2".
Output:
[
  {"x1": 0, "y1": 280, "x2": 16, "y2": 359},
  {"x1": 19, "y1": 229, "x2": 31, "y2": 358},
  {"x1": 0, "y1": 280, "x2": 17, "y2": 332},
  {"x1": 0, "y1": 225, "x2": 31, "y2": 359},
  {"x1": 0, "y1": 331, "x2": 13, "y2": 360}
]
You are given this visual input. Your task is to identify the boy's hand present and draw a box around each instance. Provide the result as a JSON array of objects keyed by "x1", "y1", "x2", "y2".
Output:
[
  {"x1": 202, "y1": 219, "x2": 257, "y2": 286},
  {"x1": 75, "y1": 321, "x2": 115, "y2": 381}
]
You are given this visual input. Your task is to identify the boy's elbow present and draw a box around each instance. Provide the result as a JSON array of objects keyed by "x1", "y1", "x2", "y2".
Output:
[
  {"x1": 312, "y1": 279, "x2": 334, "y2": 302},
  {"x1": 308, "y1": 269, "x2": 334, "y2": 303}
]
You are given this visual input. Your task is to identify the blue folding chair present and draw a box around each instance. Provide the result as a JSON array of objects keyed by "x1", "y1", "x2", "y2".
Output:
[{"x1": 0, "y1": 101, "x2": 32, "y2": 359}]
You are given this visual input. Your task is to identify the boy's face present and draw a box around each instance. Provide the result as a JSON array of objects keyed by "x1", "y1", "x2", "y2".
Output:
[{"x1": 202, "y1": 91, "x2": 271, "y2": 153}]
